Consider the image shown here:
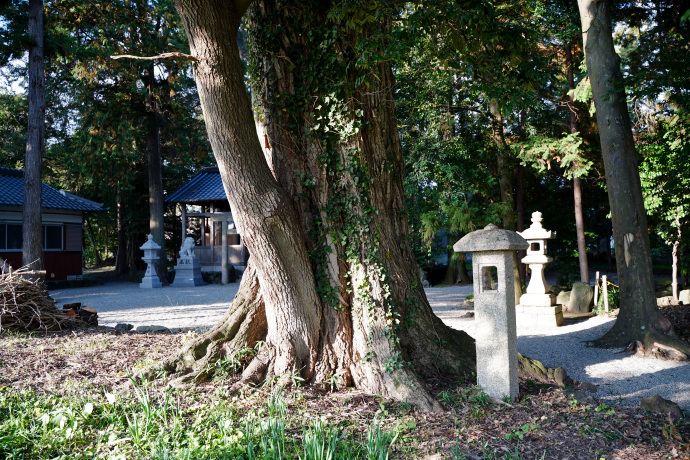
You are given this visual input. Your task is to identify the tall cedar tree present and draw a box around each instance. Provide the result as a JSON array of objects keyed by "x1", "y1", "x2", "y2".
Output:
[
  {"x1": 22, "y1": 0, "x2": 45, "y2": 271},
  {"x1": 578, "y1": 0, "x2": 690, "y2": 355},
  {"x1": 155, "y1": 0, "x2": 477, "y2": 411}
]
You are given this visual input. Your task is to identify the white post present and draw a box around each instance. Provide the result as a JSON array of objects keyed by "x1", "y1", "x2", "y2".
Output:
[
  {"x1": 602, "y1": 275, "x2": 609, "y2": 312},
  {"x1": 221, "y1": 220, "x2": 229, "y2": 285},
  {"x1": 594, "y1": 270, "x2": 600, "y2": 306}
]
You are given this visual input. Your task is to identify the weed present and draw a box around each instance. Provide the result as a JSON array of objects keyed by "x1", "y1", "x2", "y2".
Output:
[
  {"x1": 505, "y1": 422, "x2": 539, "y2": 441},
  {"x1": 366, "y1": 420, "x2": 398, "y2": 460}
]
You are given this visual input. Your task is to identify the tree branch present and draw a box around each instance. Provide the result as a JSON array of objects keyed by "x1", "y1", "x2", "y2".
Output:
[
  {"x1": 234, "y1": 0, "x2": 256, "y2": 18},
  {"x1": 110, "y1": 52, "x2": 198, "y2": 62}
]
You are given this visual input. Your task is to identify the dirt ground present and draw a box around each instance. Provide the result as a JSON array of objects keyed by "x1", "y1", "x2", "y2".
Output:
[{"x1": 1, "y1": 326, "x2": 689, "y2": 459}]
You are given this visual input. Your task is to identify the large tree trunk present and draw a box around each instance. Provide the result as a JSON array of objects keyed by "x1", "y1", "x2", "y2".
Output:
[
  {"x1": 565, "y1": 42, "x2": 590, "y2": 285},
  {"x1": 577, "y1": 0, "x2": 688, "y2": 354},
  {"x1": 489, "y1": 100, "x2": 522, "y2": 305},
  {"x1": 115, "y1": 187, "x2": 128, "y2": 276},
  {"x1": 167, "y1": 0, "x2": 476, "y2": 411},
  {"x1": 146, "y1": 63, "x2": 167, "y2": 284},
  {"x1": 22, "y1": 0, "x2": 45, "y2": 272}
]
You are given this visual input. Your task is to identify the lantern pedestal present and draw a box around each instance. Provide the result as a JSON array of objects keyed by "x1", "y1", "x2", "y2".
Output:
[{"x1": 454, "y1": 224, "x2": 528, "y2": 403}]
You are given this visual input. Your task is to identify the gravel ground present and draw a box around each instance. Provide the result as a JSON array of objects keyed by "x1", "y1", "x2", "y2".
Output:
[
  {"x1": 51, "y1": 280, "x2": 690, "y2": 412},
  {"x1": 50, "y1": 281, "x2": 239, "y2": 331},
  {"x1": 427, "y1": 285, "x2": 690, "y2": 412}
]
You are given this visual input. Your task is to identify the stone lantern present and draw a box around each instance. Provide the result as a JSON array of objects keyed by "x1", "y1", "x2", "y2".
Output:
[
  {"x1": 454, "y1": 223, "x2": 528, "y2": 402},
  {"x1": 517, "y1": 211, "x2": 562, "y2": 327},
  {"x1": 140, "y1": 234, "x2": 162, "y2": 289}
]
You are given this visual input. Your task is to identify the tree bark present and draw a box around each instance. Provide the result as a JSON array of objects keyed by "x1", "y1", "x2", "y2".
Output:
[
  {"x1": 22, "y1": 0, "x2": 45, "y2": 272},
  {"x1": 489, "y1": 100, "x2": 522, "y2": 305},
  {"x1": 566, "y1": 42, "x2": 590, "y2": 285},
  {"x1": 672, "y1": 227, "x2": 680, "y2": 303},
  {"x1": 115, "y1": 187, "x2": 128, "y2": 276},
  {"x1": 146, "y1": 63, "x2": 167, "y2": 284},
  {"x1": 577, "y1": 0, "x2": 688, "y2": 353},
  {"x1": 167, "y1": 0, "x2": 476, "y2": 410}
]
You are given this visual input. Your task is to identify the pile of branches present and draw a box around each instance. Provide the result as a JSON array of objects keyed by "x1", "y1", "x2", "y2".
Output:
[{"x1": 1, "y1": 266, "x2": 79, "y2": 332}]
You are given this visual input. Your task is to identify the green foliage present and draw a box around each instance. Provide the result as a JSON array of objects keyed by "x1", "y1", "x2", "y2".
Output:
[
  {"x1": 365, "y1": 420, "x2": 398, "y2": 460},
  {"x1": 0, "y1": 384, "x2": 393, "y2": 459},
  {"x1": 640, "y1": 110, "x2": 690, "y2": 279},
  {"x1": 596, "y1": 281, "x2": 620, "y2": 313},
  {"x1": 514, "y1": 132, "x2": 592, "y2": 180},
  {"x1": 505, "y1": 422, "x2": 539, "y2": 441},
  {"x1": 0, "y1": 91, "x2": 27, "y2": 169}
]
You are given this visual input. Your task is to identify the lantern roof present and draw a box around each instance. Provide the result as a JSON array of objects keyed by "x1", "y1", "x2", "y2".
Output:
[
  {"x1": 453, "y1": 223, "x2": 528, "y2": 253},
  {"x1": 518, "y1": 211, "x2": 555, "y2": 240}
]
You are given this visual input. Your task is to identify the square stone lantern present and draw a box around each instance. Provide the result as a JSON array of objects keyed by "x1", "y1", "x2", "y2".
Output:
[
  {"x1": 140, "y1": 234, "x2": 162, "y2": 289},
  {"x1": 454, "y1": 223, "x2": 528, "y2": 402},
  {"x1": 516, "y1": 211, "x2": 563, "y2": 327}
]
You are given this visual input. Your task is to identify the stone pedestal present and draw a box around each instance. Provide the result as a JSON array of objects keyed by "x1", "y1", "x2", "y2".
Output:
[
  {"x1": 172, "y1": 237, "x2": 205, "y2": 287},
  {"x1": 454, "y1": 223, "x2": 528, "y2": 403},
  {"x1": 140, "y1": 234, "x2": 162, "y2": 289}
]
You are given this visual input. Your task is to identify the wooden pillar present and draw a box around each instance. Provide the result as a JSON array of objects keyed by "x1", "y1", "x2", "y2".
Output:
[
  {"x1": 180, "y1": 204, "x2": 187, "y2": 240},
  {"x1": 201, "y1": 205, "x2": 206, "y2": 245},
  {"x1": 221, "y1": 219, "x2": 229, "y2": 284},
  {"x1": 209, "y1": 204, "x2": 215, "y2": 261}
]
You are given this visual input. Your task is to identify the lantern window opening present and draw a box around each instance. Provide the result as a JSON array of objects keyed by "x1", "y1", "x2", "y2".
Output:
[{"x1": 480, "y1": 265, "x2": 499, "y2": 292}]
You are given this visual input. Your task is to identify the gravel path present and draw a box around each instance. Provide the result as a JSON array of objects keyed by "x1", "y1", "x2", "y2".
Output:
[
  {"x1": 51, "y1": 281, "x2": 690, "y2": 411},
  {"x1": 427, "y1": 285, "x2": 690, "y2": 412}
]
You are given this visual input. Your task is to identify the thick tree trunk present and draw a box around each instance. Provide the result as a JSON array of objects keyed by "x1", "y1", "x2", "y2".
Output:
[
  {"x1": 22, "y1": 0, "x2": 45, "y2": 272},
  {"x1": 115, "y1": 188, "x2": 128, "y2": 276},
  {"x1": 146, "y1": 63, "x2": 167, "y2": 284},
  {"x1": 672, "y1": 228, "x2": 680, "y2": 302},
  {"x1": 578, "y1": 0, "x2": 688, "y2": 354},
  {"x1": 489, "y1": 100, "x2": 522, "y2": 305},
  {"x1": 167, "y1": 0, "x2": 476, "y2": 410},
  {"x1": 566, "y1": 42, "x2": 590, "y2": 285}
]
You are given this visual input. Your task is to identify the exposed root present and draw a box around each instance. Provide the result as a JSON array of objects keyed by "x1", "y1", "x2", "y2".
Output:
[
  {"x1": 229, "y1": 347, "x2": 271, "y2": 394},
  {"x1": 136, "y1": 264, "x2": 267, "y2": 384},
  {"x1": 628, "y1": 340, "x2": 689, "y2": 361},
  {"x1": 590, "y1": 306, "x2": 690, "y2": 359}
]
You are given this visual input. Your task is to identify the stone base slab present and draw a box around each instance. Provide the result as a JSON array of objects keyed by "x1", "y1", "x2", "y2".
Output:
[
  {"x1": 516, "y1": 304, "x2": 563, "y2": 327},
  {"x1": 140, "y1": 276, "x2": 162, "y2": 289},
  {"x1": 172, "y1": 257, "x2": 205, "y2": 287},
  {"x1": 519, "y1": 293, "x2": 556, "y2": 307}
]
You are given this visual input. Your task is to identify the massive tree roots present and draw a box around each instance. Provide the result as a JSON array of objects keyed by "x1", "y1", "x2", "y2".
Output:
[
  {"x1": 591, "y1": 307, "x2": 690, "y2": 360},
  {"x1": 137, "y1": 265, "x2": 599, "y2": 412}
]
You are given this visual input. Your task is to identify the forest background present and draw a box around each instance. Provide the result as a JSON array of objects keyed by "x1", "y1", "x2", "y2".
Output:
[{"x1": 1, "y1": 0, "x2": 689, "y2": 292}]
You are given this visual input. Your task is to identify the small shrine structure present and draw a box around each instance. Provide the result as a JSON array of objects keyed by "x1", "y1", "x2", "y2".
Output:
[{"x1": 166, "y1": 166, "x2": 249, "y2": 284}]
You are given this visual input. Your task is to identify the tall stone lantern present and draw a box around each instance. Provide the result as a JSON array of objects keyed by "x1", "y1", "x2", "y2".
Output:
[
  {"x1": 454, "y1": 223, "x2": 528, "y2": 402},
  {"x1": 140, "y1": 234, "x2": 162, "y2": 289},
  {"x1": 517, "y1": 211, "x2": 562, "y2": 327}
]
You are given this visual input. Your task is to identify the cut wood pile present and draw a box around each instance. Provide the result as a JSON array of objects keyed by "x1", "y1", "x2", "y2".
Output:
[{"x1": 0, "y1": 267, "x2": 98, "y2": 332}]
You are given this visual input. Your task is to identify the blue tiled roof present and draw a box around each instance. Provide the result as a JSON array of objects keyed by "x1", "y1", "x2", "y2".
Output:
[
  {"x1": 0, "y1": 167, "x2": 106, "y2": 212},
  {"x1": 166, "y1": 166, "x2": 228, "y2": 203}
]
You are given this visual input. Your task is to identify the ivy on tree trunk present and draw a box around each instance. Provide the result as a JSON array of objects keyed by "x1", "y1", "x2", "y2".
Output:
[{"x1": 162, "y1": 0, "x2": 477, "y2": 411}]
